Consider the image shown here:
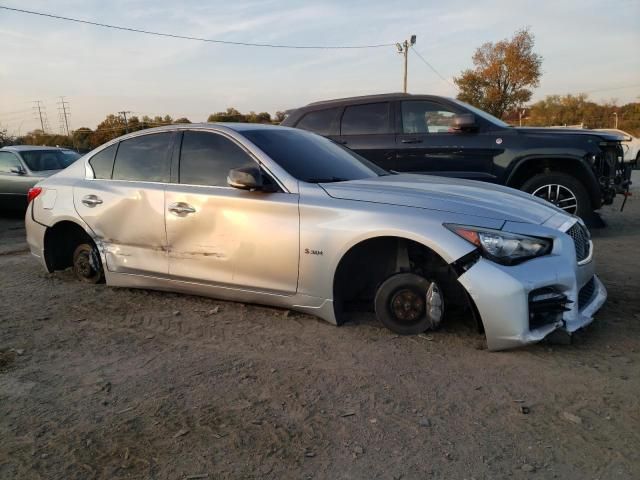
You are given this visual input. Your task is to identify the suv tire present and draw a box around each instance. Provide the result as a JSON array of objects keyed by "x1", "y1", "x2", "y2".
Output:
[{"x1": 521, "y1": 172, "x2": 591, "y2": 218}]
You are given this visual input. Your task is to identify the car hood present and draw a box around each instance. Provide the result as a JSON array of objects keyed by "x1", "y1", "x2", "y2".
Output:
[
  {"x1": 514, "y1": 127, "x2": 623, "y2": 141},
  {"x1": 320, "y1": 174, "x2": 565, "y2": 224}
]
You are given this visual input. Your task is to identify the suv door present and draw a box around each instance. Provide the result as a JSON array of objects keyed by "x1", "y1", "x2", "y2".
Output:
[
  {"x1": 395, "y1": 100, "x2": 498, "y2": 181},
  {"x1": 165, "y1": 130, "x2": 299, "y2": 294},
  {"x1": 334, "y1": 102, "x2": 397, "y2": 171},
  {"x1": 74, "y1": 132, "x2": 174, "y2": 275}
]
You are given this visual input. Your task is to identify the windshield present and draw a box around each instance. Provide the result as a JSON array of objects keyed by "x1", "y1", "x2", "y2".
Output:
[
  {"x1": 450, "y1": 99, "x2": 511, "y2": 128},
  {"x1": 243, "y1": 128, "x2": 387, "y2": 183},
  {"x1": 19, "y1": 149, "x2": 81, "y2": 171}
]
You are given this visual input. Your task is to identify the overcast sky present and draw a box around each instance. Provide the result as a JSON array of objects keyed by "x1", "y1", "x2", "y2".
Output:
[{"x1": 1, "y1": 0, "x2": 639, "y2": 135}]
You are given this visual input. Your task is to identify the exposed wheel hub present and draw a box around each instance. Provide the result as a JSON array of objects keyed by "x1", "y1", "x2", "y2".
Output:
[{"x1": 390, "y1": 289, "x2": 425, "y2": 322}]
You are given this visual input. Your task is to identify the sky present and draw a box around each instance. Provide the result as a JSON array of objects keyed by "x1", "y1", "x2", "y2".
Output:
[{"x1": 0, "y1": 0, "x2": 639, "y2": 135}]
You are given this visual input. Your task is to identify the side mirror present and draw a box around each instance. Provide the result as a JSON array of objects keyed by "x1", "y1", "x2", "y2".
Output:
[
  {"x1": 228, "y1": 165, "x2": 262, "y2": 190},
  {"x1": 451, "y1": 113, "x2": 477, "y2": 132},
  {"x1": 10, "y1": 166, "x2": 26, "y2": 175}
]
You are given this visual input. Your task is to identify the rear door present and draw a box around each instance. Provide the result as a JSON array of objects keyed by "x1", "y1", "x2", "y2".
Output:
[
  {"x1": 333, "y1": 102, "x2": 397, "y2": 171},
  {"x1": 74, "y1": 133, "x2": 174, "y2": 275},
  {"x1": 395, "y1": 100, "x2": 498, "y2": 181},
  {"x1": 165, "y1": 130, "x2": 299, "y2": 293}
]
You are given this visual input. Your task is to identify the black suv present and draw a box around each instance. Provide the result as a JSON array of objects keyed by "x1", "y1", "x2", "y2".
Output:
[{"x1": 281, "y1": 93, "x2": 631, "y2": 219}]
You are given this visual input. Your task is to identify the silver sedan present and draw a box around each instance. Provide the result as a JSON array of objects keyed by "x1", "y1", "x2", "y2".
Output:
[
  {"x1": 0, "y1": 145, "x2": 80, "y2": 209},
  {"x1": 24, "y1": 123, "x2": 606, "y2": 350}
]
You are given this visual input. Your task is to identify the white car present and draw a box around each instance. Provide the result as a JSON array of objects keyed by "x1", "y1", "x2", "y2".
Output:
[{"x1": 596, "y1": 129, "x2": 640, "y2": 165}]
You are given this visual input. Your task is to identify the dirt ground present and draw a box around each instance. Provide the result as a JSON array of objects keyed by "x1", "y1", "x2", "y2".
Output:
[{"x1": 1, "y1": 175, "x2": 639, "y2": 480}]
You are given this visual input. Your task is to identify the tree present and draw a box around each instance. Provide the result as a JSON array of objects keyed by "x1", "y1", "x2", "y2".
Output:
[
  {"x1": 454, "y1": 28, "x2": 542, "y2": 118},
  {"x1": 274, "y1": 111, "x2": 286, "y2": 124},
  {"x1": 174, "y1": 117, "x2": 191, "y2": 124}
]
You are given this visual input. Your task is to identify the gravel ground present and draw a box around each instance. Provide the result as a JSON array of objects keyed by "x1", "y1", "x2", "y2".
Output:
[{"x1": 1, "y1": 175, "x2": 639, "y2": 479}]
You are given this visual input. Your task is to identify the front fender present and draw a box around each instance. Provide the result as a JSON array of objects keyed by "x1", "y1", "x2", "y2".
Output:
[{"x1": 296, "y1": 185, "x2": 501, "y2": 300}]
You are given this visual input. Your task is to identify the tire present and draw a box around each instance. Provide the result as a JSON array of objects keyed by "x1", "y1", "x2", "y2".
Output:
[
  {"x1": 374, "y1": 273, "x2": 444, "y2": 335},
  {"x1": 72, "y1": 243, "x2": 104, "y2": 284},
  {"x1": 521, "y1": 172, "x2": 591, "y2": 219}
]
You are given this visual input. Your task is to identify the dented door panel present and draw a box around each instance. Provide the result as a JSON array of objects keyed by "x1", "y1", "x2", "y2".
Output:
[
  {"x1": 165, "y1": 185, "x2": 299, "y2": 294},
  {"x1": 73, "y1": 180, "x2": 168, "y2": 274}
]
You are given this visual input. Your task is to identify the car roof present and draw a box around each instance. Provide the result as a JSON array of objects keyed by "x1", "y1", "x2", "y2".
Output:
[
  {"x1": 0, "y1": 145, "x2": 74, "y2": 152},
  {"x1": 296, "y1": 92, "x2": 455, "y2": 110}
]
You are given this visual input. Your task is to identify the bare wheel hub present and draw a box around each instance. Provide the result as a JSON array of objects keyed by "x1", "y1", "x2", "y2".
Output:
[{"x1": 390, "y1": 289, "x2": 425, "y2": 322}]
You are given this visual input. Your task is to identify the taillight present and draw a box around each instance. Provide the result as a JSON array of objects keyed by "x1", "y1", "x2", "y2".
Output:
[{"x1": 27, "y1": 187, "x2": 42, "y2": 204}]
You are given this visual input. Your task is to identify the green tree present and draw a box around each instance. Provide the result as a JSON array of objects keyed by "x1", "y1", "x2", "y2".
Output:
[{"x1": 455, "y1": 28, "x2": 542, "y2": 118}]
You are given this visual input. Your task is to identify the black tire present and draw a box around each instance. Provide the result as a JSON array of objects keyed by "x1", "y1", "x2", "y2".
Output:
[
  {"x1": 72, "y1": 243, "x2": 104, "y2": 284},
  {"x1": 374, "y1": 273, "x2": 444, "y2": 335},
  {"x1": 521, "y1": 172, "x2": 591, "y2": 219}
]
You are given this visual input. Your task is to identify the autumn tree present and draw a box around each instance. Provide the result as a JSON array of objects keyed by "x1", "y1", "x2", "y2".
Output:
[{"x1": 455, "y1": 28, "x2": 542, "y2": 118}]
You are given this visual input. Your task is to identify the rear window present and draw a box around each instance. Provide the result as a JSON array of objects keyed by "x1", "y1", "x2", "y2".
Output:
[
  {"x1": 341, "y1": 103, "x2": 390, "y2": 135},
  {"x1": 89, "y1": 144, "x2": 117, "y2": 179},
  {"x1": 296, "y1": 108, "x2": 340, "y2": 136},
  {"x1": 112, "y1": 133, "x2": 173, "y2": 183},
  {"x1": 18, "y1": 150, "x2": 80, "y2": 171}
]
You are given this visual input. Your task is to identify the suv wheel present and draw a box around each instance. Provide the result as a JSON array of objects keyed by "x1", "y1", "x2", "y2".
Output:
[{"x1": 522, "y1": 173, "x2": 590, "y2": 218}]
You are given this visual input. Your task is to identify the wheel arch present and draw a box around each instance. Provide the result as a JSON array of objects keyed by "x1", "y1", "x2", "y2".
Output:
[
  {"x1": 331, "y1": 234, "x2": 471, "y2": 326},
  {"x1": 43, "y1": 219, "x2": 98, "y2": 272},
  {"x1": 505, "y1": 156, "x2": 600, "y2": 209}
]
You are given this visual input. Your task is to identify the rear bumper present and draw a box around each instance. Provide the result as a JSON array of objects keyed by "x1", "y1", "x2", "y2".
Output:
[
  {"x1": 458, "y1": 252, "x2": 606, "y2": 351},
  {"x1": 24, "y1": 203, "x2": 48, "y2": 271}
]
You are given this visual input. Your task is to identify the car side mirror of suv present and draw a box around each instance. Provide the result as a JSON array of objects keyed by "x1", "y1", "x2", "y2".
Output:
[
  {"x1": 451, "y1": 114, "x2": 477, "y2": 132},
  {"x1": 228, "y1": 165, "x2": 278, "y2": 192}
]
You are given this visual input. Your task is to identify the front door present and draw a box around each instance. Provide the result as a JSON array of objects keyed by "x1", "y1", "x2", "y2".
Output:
[
  {"x1": 74, "y1": 133, "x2": 174, "y2": 275},
  {"x1": 395, "y1": 100, "x2": 498, "y2": 181},
  {"x1": 165, "y1": 130, "x2": 299, "y2": 294}
]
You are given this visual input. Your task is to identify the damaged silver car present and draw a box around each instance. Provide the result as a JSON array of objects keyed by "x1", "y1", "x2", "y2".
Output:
[{"x1": 24, "y1": 124, "x2": 606, "y2": 350}]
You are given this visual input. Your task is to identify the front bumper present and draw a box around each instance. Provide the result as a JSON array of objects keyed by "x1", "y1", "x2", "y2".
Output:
[{"x1": 458, "y1": 249, "x2": 606, "y2": 351}]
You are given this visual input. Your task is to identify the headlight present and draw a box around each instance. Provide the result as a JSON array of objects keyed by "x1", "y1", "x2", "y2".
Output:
[{"x1": 445, "y1": 224, "x2": 552, "y2": 265}]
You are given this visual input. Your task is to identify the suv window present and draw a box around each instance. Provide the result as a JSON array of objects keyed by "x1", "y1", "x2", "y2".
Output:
[
  {"x1": 401, "y1": 101, "x2": 457, "y2": 134},
  {"x1": 296, "y1": 108, "x2": 340, "y2": 136},
  {"x1": 179, "y1": 131, "x2": 255, "y2": 187},
  {"x1": 0, "y1": 152, "x2": 22, "y2": 173},
  {"x1": 112, "y1": 133, "x2": 173, "y2": 182},
  {"x1": 89, "y1": 144, "x2": 118, "y2": 179},
  {"x1": 341, "y1": 103, "x2": 390, "y2": 135}
]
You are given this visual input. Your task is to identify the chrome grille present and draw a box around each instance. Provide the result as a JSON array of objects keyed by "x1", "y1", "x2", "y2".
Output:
[{"x1": 566, "y1": 222, "x2": 590, "y2": 262}]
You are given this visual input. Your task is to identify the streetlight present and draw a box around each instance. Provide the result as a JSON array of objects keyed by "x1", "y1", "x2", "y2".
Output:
[{"x1": 397, "y1": 35, "x2": 417, "y2": 93}]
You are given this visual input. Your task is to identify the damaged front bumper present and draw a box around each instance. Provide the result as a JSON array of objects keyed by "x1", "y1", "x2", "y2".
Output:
[{"x1": 457, "y1": 232, "x2": 606, "y2": 351}]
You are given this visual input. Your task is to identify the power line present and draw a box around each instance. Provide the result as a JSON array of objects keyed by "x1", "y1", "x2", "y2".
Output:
[
  {"x1": 0, "y1": 5, "x2": 395, "y2": 50},
  {"x1": 58, "y1": 96, "x2": 71, "y2": 136},
  {"x1": 410, "y1": 46, "x2": 456, "y2": 89}
]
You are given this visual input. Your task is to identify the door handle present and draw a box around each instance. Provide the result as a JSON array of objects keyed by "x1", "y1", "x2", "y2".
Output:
[
  {"x1": 168, "y1": 202, "x2": 196, "y2": 216},
  {"x1": 81, "y1": 194, "x2": 103, "y2": 207},
  {"x1": 401, "y1": 138, "x2": 422, "y2": 144}
]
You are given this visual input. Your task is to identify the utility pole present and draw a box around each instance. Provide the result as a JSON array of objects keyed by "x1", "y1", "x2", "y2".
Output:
[
  {"x1": 119, "y1": 110, "x2": 131, "y2": 133},
  {"x1": 613, "y1": 112, "x2": 618, "y2": 129},
  {"x1": 58, "y1": 96, "x2": 71, "y2": 137},
  {"x1": 396, "y1": 35, "x2": 416, "y2": 93},
  {"x1": 33, "y1": 100, "x2": 47, "y2": 133}
]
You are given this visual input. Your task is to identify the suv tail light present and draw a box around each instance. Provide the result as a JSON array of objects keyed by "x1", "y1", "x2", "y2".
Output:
[{"x1": 27, "y1": 187, "x2": 42, "y2": 204}]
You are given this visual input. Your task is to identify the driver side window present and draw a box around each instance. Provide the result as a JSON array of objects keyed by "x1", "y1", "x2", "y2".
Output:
[
  {"x1": 401, "y1": 101, "x2": 457, "y2": 134},
  {"x1": 179, "y1": 131, "x2": 257, "y2": 187},
  {"x1": 0, "y1": 152, "x2": 22, "y2": 173}
]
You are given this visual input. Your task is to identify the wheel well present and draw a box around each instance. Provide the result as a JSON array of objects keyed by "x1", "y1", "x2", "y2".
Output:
[
  {"x1": 332, "y1": 236, "x2": 469, "y2": 325},
  {"x1": 507, "y1": 158, "x2": 599, "y2": 208},
  {"x1": 43, "y1": 221, "x2": 94, "y2": 272}
]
